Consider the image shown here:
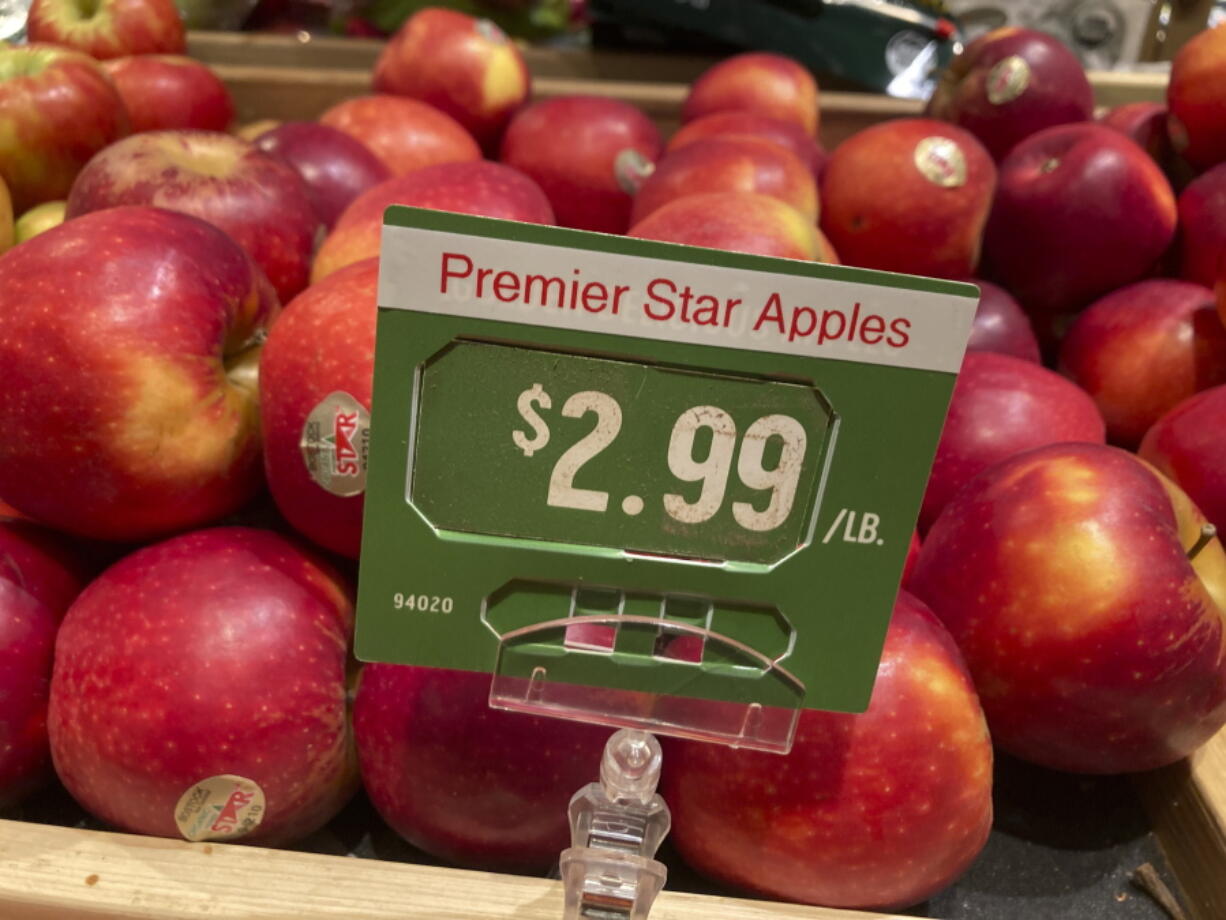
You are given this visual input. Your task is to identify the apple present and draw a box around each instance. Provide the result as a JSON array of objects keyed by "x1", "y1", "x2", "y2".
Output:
[
  {"x1": 0, "y1": 206, "x2": 277, "y2": 541},
  {"x1": 901, "y1": 530, "x2": 921, "y2": 587},
  {"x1": 0, "y1": 174, "x2": 11, "y2": 254},
  {"x1": 910, "y1": 442, "x2": 1226, "y2": 774},
  {"x1": 312, "y1": 159, "x2": 553, "y2": 284},
  {"x1": 628, "y1": 191, "x2": 823, "y2": 262},
  {"x1": 630, "y1": 136, "x2": 816, "y2": 227},
  {"x1": 819, "y1": 118, "x2": 996, "y2": 279},
  {"x1": 13, "y1": 199, "x2": 65, "y2": 243},
  {"x1": 1168, "y1": 21, "x2": 1226, "y2": 170},
  {"x1": 101, "y1": 55, "x2": 234, "y2": 134},
  {"x1": 682, "y1": 52, "x2": 819, "y2": 138},
  {"x1": 918, "y1": 351, "x2": 1105, "y2": 533},
  {"x1": 66, "y1": 129, "x2": 319, "y2": 303},
  {"x1": 1176, "y1": 162, "x2": 1226, "y2": 289},
  {"x1": 234, "y1": 119, "x2": 280, "y2": 141},
  {"x1": 965, "y1": 279, "x2": 1040, "y2": 362},
  {"x1": 261, "y1": 259, "x2": 377, "y2": 559},
  {"x1": 499, "y1": 95, "x2": 661, "y2": 234},
  {"x1": 1099, "y1": 101, "x2": 1174, "y2": 168},
  {"x1": 926, "y1": 27, "x2": 1093, "y2": 161},
  {"x1": 0, "y1": 521, "x2": 84, "y2": 808},
  {"x1": 0, "y1": 43, "x2": 130, "y2": 213},
  {"x1": 253, "y1": 122, "x2": 391, "y2": 231},
  {"x1": 48, "y1": 527, "x2": 358, "y2": 845},
  {"x1": 373, "y1": 6, "x2": 530, "y2": 152},
  {"x1": 665, "y1": 110, "x2": 826, "y2": 180},
  {"x1": 319, "y1": 95, "x2": 481, "y2": 178},
  {"x1": 26, "y1": 0, "x2": 185, "y2": 59},
  {"x1": 984, "y1": 123, "x2": 1177, "y2": 316},
  {"x1": 662, "y1": 591, "x2": 992, "y2": 911},
  {"x1": 1140, "y1": 385, "x2": 1226, "y2": 536},
  {"x1": 354, "y1": 663, "x2": 613, "y2": 872},
  {"x1": 1059, "y1": 280, "x2": 1226, "y2": 448}
]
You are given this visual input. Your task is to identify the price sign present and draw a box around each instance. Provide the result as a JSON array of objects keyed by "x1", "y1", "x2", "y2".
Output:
[{"x1": 356, "y1": 207, "x2": 976, "y2": 752}]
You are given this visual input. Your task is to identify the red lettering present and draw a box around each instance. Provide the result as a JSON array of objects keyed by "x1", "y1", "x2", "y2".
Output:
[
  {"x1": 439, "y1": 252, "x2": 472, "y2": 292},
  {"x1": 334, "y1": 412, "x2": 360, "y2": 477},
  {"x1": 847, "y1": 302, "x2": 862, "y2": 340},
  {"x1": 817, "y1": 309, "x2": 847, "y2": 345},
  {"x1": 859, "y1": 314, "x2": 886, "y2": 345},
  {"x1": 754, "y1": 293, "x2": 786, "y2": 333},
  {"x1": 888, "y1": 317, "x2": 912, "y2": 347},
  {"x1": 644, "y1": 278, "x2": 676, "y2": 321},
  {"x1": 788, "y1": 306, "x2": 817, "y2": 342},
  {"x1": 211, "y1": 788, "x2": 255, "y2": 833}
]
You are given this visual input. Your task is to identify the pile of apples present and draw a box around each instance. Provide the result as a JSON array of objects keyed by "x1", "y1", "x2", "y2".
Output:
[{"x1": 3, "y1": 0, "x2": 1226, "y2": 912}]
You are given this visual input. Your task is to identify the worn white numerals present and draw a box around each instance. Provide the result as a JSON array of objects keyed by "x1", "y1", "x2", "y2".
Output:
[{"x1": 393, "y1": 593, "x2": 454, "y2": 613}]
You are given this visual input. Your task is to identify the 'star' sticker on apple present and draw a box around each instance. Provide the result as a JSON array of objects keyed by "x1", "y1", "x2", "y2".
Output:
[
  {"x1": 300, "y1": 391, "x2": 370, "y2": 497},
  {"x1": 174, "y1": 774, "x2": 266, "y2": 842}
]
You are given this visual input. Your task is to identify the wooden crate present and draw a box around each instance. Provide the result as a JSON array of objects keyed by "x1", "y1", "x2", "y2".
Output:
[{"x1": 0, "y1": 31, "x2": 1216, "y2": 920}]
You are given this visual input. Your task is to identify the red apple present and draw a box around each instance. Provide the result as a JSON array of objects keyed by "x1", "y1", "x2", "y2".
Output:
[
  {"x1": 0, "y1": 206, "x2": 277, "y2": 541},
  {"x1": 926, "y1": 27, "x2": 1093, "y2": 161},
  {"x1": 261, "y1": 259, "x2": 376, "y2": 559},
  {"x1": 665, "y1": 110, "x2": 826, "y2": 180},
  {"x1": 965, "y1": 279, "x2": 1040, "y2": 362},
  {"x1": 910, "y1": 442, "x2": 1226, "y2": 773},
  {"x1": 662, "y1": 591, "x2": 992, "y2": 911},
  {"x1": 354, "y1": 664, "x2": 613, "y2": 872},
  {"x1": 819, "y1": 118, "x2": 996, "y2": 279},
  {"x1": 628, "y1": 191, "x2": 823, "y2": 262},
  {"x1": 1140, "y1": 385, "x2": 1226, "y2": 536},
  {"x1": 682, "y1": 52, "x2": 819, "y2": 138},
  {"x1": 1059, "y1": 280, "x2": 1226, "y2": 447},
  {"x1": 0, "y1": 521, "x2": 83, "y2": 807},
  {"x1": 630, "y1": 136, "x2": 817, "y2": 226},
  {"x1": 901, "y1": 530, "x2": 921, "y2": 588},
  {"x1": 918, "y1": 351, "x2": 1104, "y2": 533},
  {"x1": 1168, "y1": 22, "x2": 1226, "y2": 170},
  {"x1": 65, "y1": 129, "x2": 319, "y2": 303},
  {"x1": 1099, "y1": 101, "x2": 1174, "y2": 168},
  {"x1": 48, "y1": 527, "x2": 357, "y2": 844},
  {"x1": 499, "y1": 95, "x2": 661, "y2": 234},
  {"x1": 984, "y1": 123, "x2": 1177, "y2": 315},
  {"x1": 101, "y1": 55, "x2": 234, "y2": 134},
  {"x1": 1177, "y1": 162, "x2": 1226, "y2": 289},
  {"x1": 253, "y1": 121, "x2": 391, "y2": 231},
  {"x1": 0, "y1": 43, "x2": 130, "y2": 213},
  {"x1": 319, "y1": 95, "x2": 481, "y2": 177},
  {"x1": 26, "y1": 0, "x2": 185, "y2": 59},
  {"x1": 312, "y1": 160, "x2": 554, "y2": 284},
  {"x1": 373, "y1": 6, "x2": 530, "y2": 152}
]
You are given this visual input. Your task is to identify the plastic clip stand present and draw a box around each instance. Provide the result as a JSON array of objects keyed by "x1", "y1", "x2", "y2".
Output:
[{"x1": 560, "y1": 729, "x2": 671, "y2": 920}]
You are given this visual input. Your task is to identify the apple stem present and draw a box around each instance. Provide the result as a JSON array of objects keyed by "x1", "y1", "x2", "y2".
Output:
[
  {"x1": 1187, "y1": 524, "x2": 1217, "y2": 561},
  {"x1": 1131, "y1": 862, "x2": 1188, "y2": 920}
]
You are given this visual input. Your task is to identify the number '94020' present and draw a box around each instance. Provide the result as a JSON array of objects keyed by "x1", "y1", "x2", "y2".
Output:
[{"x1": 393, "y1": 594, "x2": 454, "y2": 613}]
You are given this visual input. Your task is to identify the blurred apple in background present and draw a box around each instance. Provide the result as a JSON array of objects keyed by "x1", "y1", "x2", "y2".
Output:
[
  {"x1": 1099, "y1": 101, "x2": 1175, "y2": 169},
  {"x1": 629, "y1": 191, "x2": 823, "y2": 262},
  {"x1": 13, "y1": 200, "x2": 66, "y2": 243},
  {"x1": 312, "y1": 159, "x2": 554, "y2": 283},
  {"x1": 965, "y1": 279, "x2": 1040, "y2": 362},
  {"x1": 665, "y1": 110, "x2": 826, "y2": 180},
  {"x1": 0, "y1": 174, "x2": 11, "y2": 254},
  {"x1": 1168, "y1": 21, "x2": 1226, "y2": 170},
  {"x1": 682, "y1": 51, "x2": 819, "y2": 138},
  {"x1": 926, "y1": 27, "x2": 1093, "y2": 161},
  {"x1": 911, "y1": 442, "x2": 1226, "y2": 774},
  {"x1": 1141, "y1": 385, "x2": 1226, "y2": 537},
  {"x1": 373, "y1": 6, "x2": 530, "y2": 153},
  {"x1": 918, "y1": 351, "x2": 1105, "y2": 533},
  {"x1": 1176, "y1": 162, "x2": 1226, "y2": 288},
  {"x1": 984, "y1": 123, "x2": 1177, "y2": 316},
  {"x1": 0, "y1": 206, "x2": 277, "y2": 541},
  {"x1": 319, "y1": 95, "x2": 481, "y2": 177},
  {"x1": 261, "y1": 259, "x2": 377, "y2": 560},
  {"x1": 354, "y1": 664, "x2": 611, "y2": 872},
  {"x1": 102, "y1": 55, "x2": 234, "y2": 134},
  {"x1": 630, "y1": 136, "x2": 816, "y2": 226},
  {"x1": 235, "y1": 119, "x2": 280, "y2": 141},
  {"x1": 0, "y1": 521, "x2": 83, "y2": 808},
  {"x1": 49, "y1": 527, "x2": 358, "y2": 845},
  {"x1": 253, "y1": 122, "x2": 391, "y2": 230},
  {"x1": 66, "y1": 130, "x2": 319, "y2": 303},
  {"x1": 662, "y1": 592, "x2": 992, "y2": 911},
  {"x1": 0, "y1": 44, "x2": 130, "y2": 213},
  {"x1": 500, "y1": 95, "x2": 661, "y2": 234},
  {"x1": 819, "y1": 118, "x2": 995, "y2": 278},
  {"x1": 1059, "y1": 280, "x2": 1226, "y2": 447},
  {"x1": 26, "y1": 0, "x2": 185, "y2": 59}
]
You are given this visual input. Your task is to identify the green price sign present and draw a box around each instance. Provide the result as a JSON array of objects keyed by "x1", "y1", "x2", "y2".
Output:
[{"x1": 356, "y1": 207, "x2": 977, "y2": 752}]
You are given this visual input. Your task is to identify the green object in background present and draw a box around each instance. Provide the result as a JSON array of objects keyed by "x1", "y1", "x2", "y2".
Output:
[
  {"x1": 361, "y1": 0, "x2": 575, "y2": 39},
  {"x1": 356, "y1": 206, "x2": 976, "y2": 751}
]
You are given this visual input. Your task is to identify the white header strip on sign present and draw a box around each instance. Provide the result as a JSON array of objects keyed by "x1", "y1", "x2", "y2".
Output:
[{"x1": 378, "y1": 224, "x2": 977, "y2": 374}]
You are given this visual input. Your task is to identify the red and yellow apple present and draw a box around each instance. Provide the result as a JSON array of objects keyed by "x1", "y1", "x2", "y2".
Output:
[
  {"x1": 682, "y1": 52, "x2": 819, "y2": 138},
  {"x1": 319, "y1": 95, "x2": 481, "y2": 177},
  {"x1": 1168, "y1": 21, "x2": 1226, "y2": 170},
  {"x1": 0, "y1": 174, "x2": 11, "y2": 254},
  {"x1": 819, "y1": 118, "x2": 996, "y2": 278},
  {"x1": 13, "y1": 199, "x2": 66, "y2": 242},
  {"x1": 628, "y1": 191, "x2": 823, "y2": 262},
  {"x1": 1176, "y1": 162, "x2": 1226, "y2": 289},
  {"x1": 665, "y1": 110, "x2": 826, "y2": 179},
  {"x1": 101, "y1": 55, "x2": 234, "y2": 134},
  {"x1": 65, "y1": 129, "x2": 319, "y2": 303},
  {"x1": 0, "y1": 206, "x2": 277, "y2": 541},
  {"x1": 26, "y1": 0, "x2": 185, "y2": 59},
  {"x1": 910, "y1": 442, "x2": 1226, "y2": 773},
  {"x1": 1140, "y1": 384, "x2": 1226, "y2": 537}
]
